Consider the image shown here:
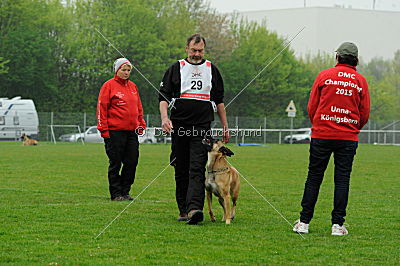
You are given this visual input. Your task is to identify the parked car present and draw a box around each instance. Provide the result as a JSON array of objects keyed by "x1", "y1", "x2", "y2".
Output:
[
  {"x1": 59, "y1": 126, "x2": 157, "y2": 143},
  {"x1": 140, "y1": 128, "x2": 158, "y2": 143},
  {"x1": 153, "y1": 128, "x2": 171, "y2": 143},
  {"x1": 157, "y1": 134, "x2": 172, "y2": 143},
  {"x1": 284, "y1": 128, "x2": 311, "y2": 144},
  {"x1": 158, "y1": 136, "x2": 172, "y2": 143}
]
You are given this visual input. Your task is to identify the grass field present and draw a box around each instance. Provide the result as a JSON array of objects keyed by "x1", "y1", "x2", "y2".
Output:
[{"x1": 0, "y1": 141, "x2": 399, "y2": 264}]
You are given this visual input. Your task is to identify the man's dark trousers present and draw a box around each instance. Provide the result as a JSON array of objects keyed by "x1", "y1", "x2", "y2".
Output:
[
  {"x1": 171, "y1": 122, "x2": 209, "y2": 215},
  {"x1": 105, "y1": 130, "x2": 139, "y2": 199},
  {"x1": 300, "y1": 138, "x2": 358, "y2": 226}
]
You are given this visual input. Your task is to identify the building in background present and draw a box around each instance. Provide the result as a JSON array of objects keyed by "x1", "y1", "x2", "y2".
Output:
[{"x1": 240, "y1": 7, "x2": 400, "y2": 62}]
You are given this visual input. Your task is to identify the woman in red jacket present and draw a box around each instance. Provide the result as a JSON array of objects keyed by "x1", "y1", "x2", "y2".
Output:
[{"x1": 97, "y1": 58, "x2": 146, "y2": 201}]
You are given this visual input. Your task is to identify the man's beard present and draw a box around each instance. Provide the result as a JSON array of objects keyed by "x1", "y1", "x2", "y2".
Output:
[{"x1": 190, "y1": 56, "x2": 202, "y2": 63}]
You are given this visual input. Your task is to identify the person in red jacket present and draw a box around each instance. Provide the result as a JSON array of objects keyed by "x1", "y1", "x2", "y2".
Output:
[
  {"x1": 293, "y1": 42, "x2": 370, "y2": 235},
  {"x1": 97, "y1": 58, "x2": 146, "y2": 201}
]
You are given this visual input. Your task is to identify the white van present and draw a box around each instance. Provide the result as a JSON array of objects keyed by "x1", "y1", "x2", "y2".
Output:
[{"x1": 0, "y1": 96, "x2": 39, "y2": 140}]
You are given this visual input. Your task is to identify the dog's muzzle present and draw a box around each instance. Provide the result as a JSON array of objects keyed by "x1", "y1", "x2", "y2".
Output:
[{"x1": 202, "y1": 137, "x2": 215, "y2": 152}]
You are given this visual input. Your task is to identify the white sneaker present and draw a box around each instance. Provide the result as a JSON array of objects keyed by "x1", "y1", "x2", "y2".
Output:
[
  {"x1": 331, "y1": 224, "x2": 349, "y2": 236},
  {"x1": 293, "y1": 220, "x2": 309, "y2": 234}
]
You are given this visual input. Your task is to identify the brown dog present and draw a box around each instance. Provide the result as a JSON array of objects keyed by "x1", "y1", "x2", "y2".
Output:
[
  {"x1": 203, "y1": 139, "x2": 240, "y2": 224},
  {"x1": 21, "y1": 134, "x2": 38, "y2": 146}
]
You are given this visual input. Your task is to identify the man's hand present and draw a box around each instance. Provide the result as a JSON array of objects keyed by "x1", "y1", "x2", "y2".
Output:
[
  {"x1": 160, "y1": 101, "x2": 173, "y2": 133},
  {"x1": 223, "y1": 126, "x2": 230, "y2": 143},
  {"x1": 162, "y1": 117, "x2": 173, "y2": 134},
  {"x1": 216, "y1": 103, "x2": 229, "y2": 143}
]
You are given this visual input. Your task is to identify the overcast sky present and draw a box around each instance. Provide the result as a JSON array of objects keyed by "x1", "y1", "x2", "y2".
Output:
[{"x1": 207, "y1": 0, "x2": 400, "y2": 13}]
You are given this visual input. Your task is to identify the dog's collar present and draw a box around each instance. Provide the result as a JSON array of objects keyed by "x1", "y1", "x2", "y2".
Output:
[{"x1": 208, "y1": 167, "x2": 229, "y2": 175}]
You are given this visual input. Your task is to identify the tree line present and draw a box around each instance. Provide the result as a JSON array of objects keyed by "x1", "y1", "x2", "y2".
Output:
[{"x1": 0, "y1": 0, "x2": 399, "y2": 123}]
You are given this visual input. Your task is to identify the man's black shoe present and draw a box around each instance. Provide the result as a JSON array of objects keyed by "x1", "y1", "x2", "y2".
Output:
[
  {"x1": 122, "y1": 195, "x2": 134, "y2": 201},
  {"x1": 111, "y1": 196, "x2": 124, "y2": 201},
  {"x1": 186, "y1": 210, "x2": 203, "y2": 225},
  {"x1": 177, "y1": 213, "x2": 188, "y2": 221}
]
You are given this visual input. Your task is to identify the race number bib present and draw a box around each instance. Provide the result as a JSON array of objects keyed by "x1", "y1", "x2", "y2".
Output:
[{"x1": 179, "y1": 60, "x2": 212, "y2": 101}]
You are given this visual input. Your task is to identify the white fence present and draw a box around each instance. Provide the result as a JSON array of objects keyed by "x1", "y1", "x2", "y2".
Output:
[
  {"x1": 31, "y1": 112, "x2": 400, "y2": 145},
  {"x1": 190, "y1": 128, "x2": 400, "y2": 145}
]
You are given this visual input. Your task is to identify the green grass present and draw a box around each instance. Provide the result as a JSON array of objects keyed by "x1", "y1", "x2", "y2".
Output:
[{"x1": 0, "y1": 142, "x2": 399, "y2": 264}]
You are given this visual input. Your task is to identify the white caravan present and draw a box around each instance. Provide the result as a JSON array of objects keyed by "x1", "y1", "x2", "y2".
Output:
[{"x1": 0, "y1": 96, "x2": 39, "y2": 140}]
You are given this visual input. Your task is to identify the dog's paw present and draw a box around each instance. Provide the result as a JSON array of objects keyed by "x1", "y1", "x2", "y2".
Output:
[{"x1": 209, "y1": 213, "x2": 216, "y2": 222}]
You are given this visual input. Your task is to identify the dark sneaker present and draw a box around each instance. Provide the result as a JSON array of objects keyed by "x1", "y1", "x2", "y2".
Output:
[
  {"x1": 111, "y1": 196, "x2": 124, "y2": 201},
  {"x1": 122, "y1": 195, "x2": 134, "y2": 201},
  {"x1": 177, "y1": 214, "x2": 188, "y2": 222},
  {"x1": 186, "y1": 210, "x2": 203, "y2": 225}
]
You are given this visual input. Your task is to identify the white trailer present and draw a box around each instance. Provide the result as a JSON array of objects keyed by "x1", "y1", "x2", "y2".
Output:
[{"x1": 0, "y1": 96, "x2": 39, "y2": 140}]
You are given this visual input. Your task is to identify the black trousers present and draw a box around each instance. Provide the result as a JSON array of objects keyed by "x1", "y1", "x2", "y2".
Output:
[
  {"x1": 171, "y1": 122, "x2": 210, "y2": 214},
  {"x1": 300, "y1": 138, "x2": 358, "y2": 226},
  {"x1": 104, "y1": 130, "x2": 139, "y2": 199}
]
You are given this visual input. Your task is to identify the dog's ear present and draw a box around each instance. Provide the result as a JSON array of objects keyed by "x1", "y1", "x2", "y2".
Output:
[{"x1": 218, "y1": 146, "x2": 234, "y2": 157}]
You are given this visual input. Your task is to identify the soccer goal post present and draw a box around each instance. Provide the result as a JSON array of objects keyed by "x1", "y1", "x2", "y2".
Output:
[{"x1": 48, "y1": 125, "x2": 84, "y2": 144}]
